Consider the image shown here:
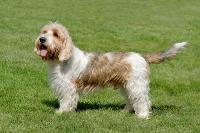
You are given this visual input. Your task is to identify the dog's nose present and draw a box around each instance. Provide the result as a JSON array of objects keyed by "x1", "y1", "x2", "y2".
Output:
[{"x1": 39, "y1": 37, "x2": 46, "y2": 43}]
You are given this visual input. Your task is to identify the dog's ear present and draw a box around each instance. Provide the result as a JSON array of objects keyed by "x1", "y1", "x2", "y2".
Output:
[
  {"x1": 58, "y1": 37, "x2": 73, "y2": 62},
  {"x1": 34, "y1": 37, "x2": 40, "y2": 55}
]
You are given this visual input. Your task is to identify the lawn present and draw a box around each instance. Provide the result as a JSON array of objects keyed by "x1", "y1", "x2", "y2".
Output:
[{"x1": 0, "y1": 0, "x2": 200, "y2": 132}]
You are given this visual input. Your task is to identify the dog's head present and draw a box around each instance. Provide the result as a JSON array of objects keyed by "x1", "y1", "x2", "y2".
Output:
[{"x1": 34, "y1": 23, "x2": 73, "y2": 62}]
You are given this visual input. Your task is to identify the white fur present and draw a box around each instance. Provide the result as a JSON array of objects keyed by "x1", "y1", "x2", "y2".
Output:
[
  {"x1": 173, "y1": 42, "x2": 187, "y2": 52},
  {"x1": 124, "y1": 53, "x2": 151, "y2": 118},
  {"x1": 48, "y1": 48, "x2": 151, "y2": 118},
  {"x1": 48, "y1": 45, "x2": 89, "y2": 113}
]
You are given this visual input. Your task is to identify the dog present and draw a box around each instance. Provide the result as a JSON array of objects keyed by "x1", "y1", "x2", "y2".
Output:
[{"x1": 34, "y1": 22, "x2": 187, "y2": 119}]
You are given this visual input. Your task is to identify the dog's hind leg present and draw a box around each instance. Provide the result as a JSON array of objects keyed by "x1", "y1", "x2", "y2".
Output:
[
  {"x1": 119, "y1": 88, "x2": 133, "y2": 112},
  {"x1": 120, "y1": 75, "x2": 151, "y2": 118},
  {"x1": 125, "y1": 54, "x2": 151, "y2": 119},
  {"x1": 125, "y1": 78, "x2": 151, "y2": 119}
]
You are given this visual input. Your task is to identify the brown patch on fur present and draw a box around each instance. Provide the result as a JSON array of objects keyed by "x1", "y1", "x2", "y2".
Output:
[
  {"x1": 144, "y1": 51, "x2": 178, "y2": 64},
  {"x1": 74, "y1": 53, "x2": 132, "y2": 92},
  {"x1": 144, "y1": 52, "x2": 164, "y2": 64},
  {"x1": 112, "y1": 52, "x2": 130, "y2": 60},
  {"x1": 144, "y1": 44, "x2": 182, "y2": 64}
]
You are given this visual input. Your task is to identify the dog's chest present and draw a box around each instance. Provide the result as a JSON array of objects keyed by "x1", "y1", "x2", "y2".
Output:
[{"x1": 47, "y1": 60, "x2": 87, "y2": 90}]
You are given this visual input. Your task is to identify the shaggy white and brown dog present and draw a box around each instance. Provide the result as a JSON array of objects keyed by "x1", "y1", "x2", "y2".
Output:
[{"x1": 34, "y1": 23, "x2": 187, "y2": 119}]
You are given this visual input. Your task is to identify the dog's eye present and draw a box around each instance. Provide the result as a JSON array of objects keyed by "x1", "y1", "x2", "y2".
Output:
[
  {"x1": 42, "y1": 31, "x2": 47, "y2": 34},
  {"x1": 53, "y1": 32, "x2": 58, "y2": 37}
]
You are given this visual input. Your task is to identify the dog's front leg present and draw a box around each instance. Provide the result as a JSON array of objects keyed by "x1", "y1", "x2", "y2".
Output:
[
  {"x1": 53, "y1": 81, "x2": 79, "y2": 114},
  {"x1": 56, "y1": 94, "x2": 79, "y2": 113}
]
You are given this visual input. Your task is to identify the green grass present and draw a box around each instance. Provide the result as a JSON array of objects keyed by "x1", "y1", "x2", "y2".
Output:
[{"x1": 0, "y1": 0, "x2": 200, "y2": 132}]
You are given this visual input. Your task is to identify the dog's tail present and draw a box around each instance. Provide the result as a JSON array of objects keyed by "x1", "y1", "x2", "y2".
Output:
[{"x1": 144, "y1": 42, "x2": 187, "y2": 64}]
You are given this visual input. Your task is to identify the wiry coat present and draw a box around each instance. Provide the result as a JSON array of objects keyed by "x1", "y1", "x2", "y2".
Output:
[{"x1": 34, "y1": 23, "x2": 187, "y2": 119}]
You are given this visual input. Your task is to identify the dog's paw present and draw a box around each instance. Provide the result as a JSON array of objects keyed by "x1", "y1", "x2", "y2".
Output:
[
  {"x1": 55, "y1": 108, "x2": 75, "y2": 114},
  {"x1": 55, "y1": 109, "x2": 63, "y2": 114},
  {"x1": 136, "y1": 112, "x2": 150, "y2": 119}
]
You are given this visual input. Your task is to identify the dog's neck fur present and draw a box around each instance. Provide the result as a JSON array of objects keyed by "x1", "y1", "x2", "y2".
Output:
[{"x1": 47, "y1": 45, "x2": 89, "y2": 89}]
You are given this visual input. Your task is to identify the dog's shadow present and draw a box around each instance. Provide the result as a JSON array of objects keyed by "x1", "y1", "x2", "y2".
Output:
[
  {"x1": 42, "y1": 99, "x2": 124, "y2": 111},
  {"x1": 42, "y1": 99, "x2": 181, "y2": 113}
]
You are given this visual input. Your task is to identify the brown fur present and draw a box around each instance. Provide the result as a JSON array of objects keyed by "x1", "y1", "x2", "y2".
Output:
[
  {"x1": 144, "y1": 52, "x2": 164, "y2": 64},
  {"x1": 74, "y1": 53, "x2": 132, "y2": 91},
  {"x1": 144, "y1": 46, "x2": 178, "y2": 64}
]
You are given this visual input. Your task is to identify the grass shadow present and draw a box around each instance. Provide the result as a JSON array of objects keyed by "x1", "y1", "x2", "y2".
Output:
[
  {"x1": 77, "y1": 102, "x2": 124, "y2": 111},
  {"x1": 42, "y1": 99, "x2": 59, "y2": 109},
  {"x1": 42, "y1": 99, "x2": 124, "y2": 111},
  {"x1": 42, "y1": 100, "x2": 181, "y2": 113}
]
